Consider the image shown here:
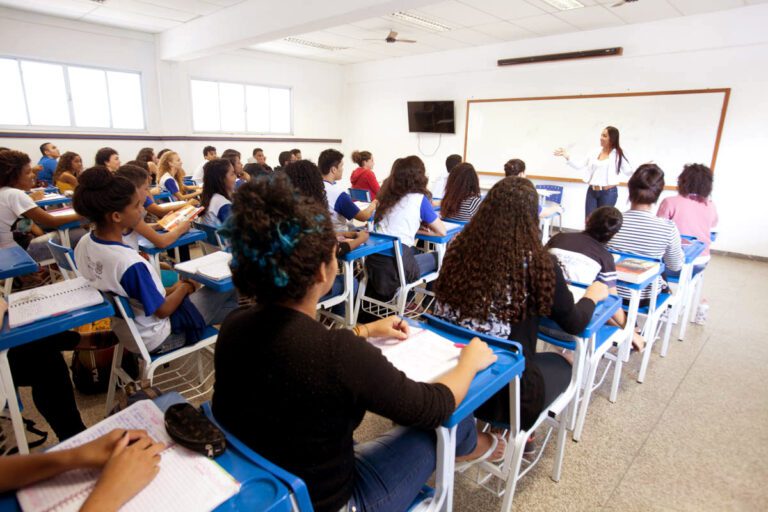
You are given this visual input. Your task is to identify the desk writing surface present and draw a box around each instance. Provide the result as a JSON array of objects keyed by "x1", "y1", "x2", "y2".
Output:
[
  {"x1": 340, "y1": 232, "x2": 394, "y2": 261},
  {"x1": 138, "y1": 228, "x2": 205, "y2": 254},
  {"x1": 0, "y1": 245, "x2": 38, "y2": 280}
]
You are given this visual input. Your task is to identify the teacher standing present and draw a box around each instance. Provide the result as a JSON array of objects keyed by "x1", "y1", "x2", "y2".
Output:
[{"x1": 554, "y1": 125, "x2": 632, "y2": 218}]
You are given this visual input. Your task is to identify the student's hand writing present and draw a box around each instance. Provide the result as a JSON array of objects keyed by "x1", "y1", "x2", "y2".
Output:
[
  {"x1": 584, "y1": 281, "x2": 609, "y2": 304},
  {"x1": 80, "y1": 432, "x2": 164, "y2": 512},
  {"x1": 458, "y1": 337, "x2": 497, "y2": 373},
  {"x1": 365, "y1": 316, "x2": 410, "y2": 340},
  {"x1": 70, "y1": 429, "x2": 150, "y2": 468},
  {"x1": 553, "y1": 148, "x2": 569, "y2": 160}
]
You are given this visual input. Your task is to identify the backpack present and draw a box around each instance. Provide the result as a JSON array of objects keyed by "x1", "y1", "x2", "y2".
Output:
[{"x1": 70, "y1": 331, "x2": 139, "y2": 395}]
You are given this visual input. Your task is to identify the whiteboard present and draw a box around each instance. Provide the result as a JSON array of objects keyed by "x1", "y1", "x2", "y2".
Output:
[{"x1": 464, "y1": 90, "x2": 729, "y2": 188}]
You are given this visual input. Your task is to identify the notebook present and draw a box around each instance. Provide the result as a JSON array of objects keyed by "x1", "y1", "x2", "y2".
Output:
[
  {"x1": 568, "y1": 284, "x2": 586, "y2": 302},
  {"x1": 48, "y1": 207, "x2": 75, "y2": 217},
  {"x1": 443, "y1": 221, "x2": 463, "y2": 232},
  {"x1": 157, "y1": 205, "x2": 204, "y2": 231},
  {"x1": 8, "y1": 277, "x2": 104, "y2": 328},
  {"x1": 17, "y1": 400, "x2": 240, "y2": 512},
  {"x1": 368, "y1": 327, "x2": 461, "y2": 383},
  {"x1": 175, "y1": 252, "x2": 232, "y2": 281},
  {"x1": 616, "y1": 258, "x2": 661, "y2": 284}
]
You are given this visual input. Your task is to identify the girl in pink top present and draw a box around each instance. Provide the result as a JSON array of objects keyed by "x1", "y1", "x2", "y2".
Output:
[
  {"x1": 657, "y1": 163, "x2": 718, "y2": 261},
  {"x1": 350, "y1": 150, "x2": 380, "y2": 200}
]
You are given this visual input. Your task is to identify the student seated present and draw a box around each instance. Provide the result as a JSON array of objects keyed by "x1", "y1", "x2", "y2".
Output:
[
  {"x1": 1, "y1": 297, "x2": 87, "y2": 443},
  {"x1": 430, "y1": 153, "x2": 461, "y2": 204},
  {"x1": 0, "y1": 150, "x2": 84, "y2": 262},
  {"x1": 95, "y1": 147, "x2": 121, "y2": 172},
  {"x1": 221, "y1": 149, "x2": 246, "y2": 189},
  {"x1": 0, "y1": 427, "x2": 163, "y2": 512},
  {"x1": 439, "y1": 162, "x2": 482, "y2": 222},
  {"x1": 547, "y1": 206, "x2": 644, "y2": 351},
  {"x1": 157, "y1": 151, "x2": 201, "y2": 203},
  {"x1": 53, "y1": 151, "x2": 82, "y2": 194},
  {"x1": 73, "y1": 167, "x2": 237, "y2": 355},
  {"x1": 115, "y1": 165, "x2": 192, "y2": 250},
  {"x1": 242, "y1": 162, "x2": 271, "y2": 179},
  {"x1": 434, "y1": 177, "x2": 608, "y2": 432},
  {"x1": 135, "y1": 147, "x2": 160, "y2": 185},
  {"x1": 607, "y1": 164, "x2": 684, "y2": 304},
  {"x1": 319, "y1": 149, "x2": 377, "y2": 231},
  {"x1": 504, "y1": 157, "x2": 563, "y2": 219},
  {"x1": 366, "y1": 156, "x2": 445, "y2": 300},
  {"x1": 350, "y1": 150, "x2": 380, "y2": 200},
  {"x1": 657, "y1": 163, "x2": 718, "y2": 273},
  {"x1": 192, "y1": 145, "x2": 217, "y2": 184},
  {"x1": 37, "y1": 142, "x2": 60, "y2": 185},
  {"x1": 212, "y1": 174, "x2": 499, "y2": 512},
  {"x1": 200, "y1": 159, "x2": 236, "y2": 227}
]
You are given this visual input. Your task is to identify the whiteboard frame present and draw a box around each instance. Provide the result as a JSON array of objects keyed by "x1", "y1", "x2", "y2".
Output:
[{"x1": 463, "y1": 88, "x2": 731, "y2": 189}]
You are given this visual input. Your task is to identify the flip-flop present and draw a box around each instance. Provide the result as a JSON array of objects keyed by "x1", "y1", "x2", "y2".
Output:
[{"x1": 455, "y1": 432, "x2": 503, "y2": 472}]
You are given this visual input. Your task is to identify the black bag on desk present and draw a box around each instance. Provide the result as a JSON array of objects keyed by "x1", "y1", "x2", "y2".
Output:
[{"x1": 164, "y1": 403, "x2": 226, "y2": 458}]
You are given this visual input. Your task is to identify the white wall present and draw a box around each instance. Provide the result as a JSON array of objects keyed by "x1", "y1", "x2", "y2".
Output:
[
  {"x1": 341, "y1": 4, "x2": 768, "y2": 258},
  {"x1": 0, "y1": 8, "x2": 345, "y2": 173}
]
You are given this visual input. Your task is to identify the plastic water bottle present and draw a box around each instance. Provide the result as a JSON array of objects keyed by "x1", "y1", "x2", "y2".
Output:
[{"x1": 694, "y1": 300, "x2": 709, "y2": 325}]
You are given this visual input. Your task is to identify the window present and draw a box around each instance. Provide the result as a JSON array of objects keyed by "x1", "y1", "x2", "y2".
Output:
[
  {"x1": 190, "y1": 79, "x2": 291, "y2": 134},
  {"x1": 0, "y1": 57, "x2": 145, "y2": 130}
]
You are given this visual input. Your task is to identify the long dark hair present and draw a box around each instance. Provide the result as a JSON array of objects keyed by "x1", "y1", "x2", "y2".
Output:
[
  {"x1": 53, "y1": 151, "x2": 81, "y2": 183},
  {"x1": 136, "y1": 147, "x2": 155, "y2": 165},
  {"x1": 435, "y1": 177, "x2": 555, "y2": 323},
  {"x1": 606, "y1": 126, "x2": 628, "y2": 174},
  {"x1": 440, "y1": 163, "x2": 480, "y2": 219},
  {"x1": 201, "y1": 159, "x2": 233, "y2": 211},
  {"x1": 284, "y1": 160, "x2": 328, "y2": 208},
  {"x1": 374, "y1": 156, "x2": 430, "y2": 223}
]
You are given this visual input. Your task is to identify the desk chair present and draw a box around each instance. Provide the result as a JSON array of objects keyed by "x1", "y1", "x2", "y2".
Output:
[
  {"x1": 47, "y1": 240, "x2": 80, "y2": 280},
  {"x1": 535, "y1": 184, "x2": 564, "y2": 232},
  {"x1": 357, "y1": 234, "x2": 438, "y2": 320},
  {"x1": 349, "y1": 188, "x2": 371, "y2": 202},
  {"x1": 193, "y1": 221, "x2": 226, "y2": 254},
  {"x1": 105, "y1": 295, "x2": 218, "y2": 416}
]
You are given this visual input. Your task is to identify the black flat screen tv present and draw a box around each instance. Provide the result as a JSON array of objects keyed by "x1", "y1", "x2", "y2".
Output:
[{"x1": 407, "y1": 101, "x2": 455, "y2": 134}]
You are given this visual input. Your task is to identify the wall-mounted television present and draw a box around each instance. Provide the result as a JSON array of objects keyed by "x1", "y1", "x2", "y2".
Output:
[{"x1": 407, "y1": 101, "x2": 455, "y2": 134}]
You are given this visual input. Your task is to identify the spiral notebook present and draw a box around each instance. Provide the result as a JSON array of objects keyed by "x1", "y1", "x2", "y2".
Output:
[
  {"x1": 175, "y1": 252, "x2": 232, "y2": 281},
  {"x1": 368, "y1": 327, "x2": 461, "y2": 383},
  {"x1": 17, "y1": 400, "x2": 240, "y2": 512},
  {"x1": 8, "y1": 277, "x2": 104, "y2": 328}
]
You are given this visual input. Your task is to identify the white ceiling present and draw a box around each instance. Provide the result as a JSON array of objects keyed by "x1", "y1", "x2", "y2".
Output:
[{"x1": 1, "y1": 0, "x2": 766, "y2": 62}]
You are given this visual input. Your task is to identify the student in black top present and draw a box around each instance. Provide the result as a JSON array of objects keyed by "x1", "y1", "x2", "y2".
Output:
[
  {"x1": 212, "y1": 174, "x2": 499, "y2": 512},
  {"x1": 547, "y1": 206, "x2": 645, "y2": 351},
  {"x1": 434, "y1": 177, "x2": 608, "y2": 430}
]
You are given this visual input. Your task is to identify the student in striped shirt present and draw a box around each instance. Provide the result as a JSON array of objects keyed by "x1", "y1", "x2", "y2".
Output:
[
  {"x1": 607, "y1": 164, "x2": 683, "y2": 302},
  {"x1": 440, "y1": 162, "x2": 482, "y2": 222}
]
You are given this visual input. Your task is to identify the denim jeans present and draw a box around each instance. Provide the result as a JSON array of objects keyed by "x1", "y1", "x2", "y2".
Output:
[
  {"x1": 346, "y1": 415, "x2": 477, "y2": 512},
  {"x1": 153, "y1": 286, "x2": 238, "y2": 354},
  {"x1": 585, "y1": 186, "x2": 618, "y2": 218},
  {"x1": 320, "y1": 274, "x2": 359, "y2": 317},
  {"x1": 413, "y1": 251, "x2": 438, "y2": 277}
]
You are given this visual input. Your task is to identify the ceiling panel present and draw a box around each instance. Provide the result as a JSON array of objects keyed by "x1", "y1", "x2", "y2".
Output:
[
  {"x1": 441, "y1": 27, "x2": 503, "y2": 44},
  {"x1": 0, "y1": 0, "x2": 96, "y2": 18},
  {"x1": 553, "y1": 4, "x2": 624, "y2": 30},
  {"x1": 510, "y1": 13, "x2": 577, "y2": 35},
  {"x1": 667, "y1": 0, "x2": 747, "y2": 15},
  {"x1": 413, "y1": 1, "x2": 502, "y2": 27},
  {"x1": 82, "y1": 9, "x2": 180, "y2": 32},
  {"x1": 99, "y1": 0, "x2": 198, "y2": 22},
  {"x1": 526, "y1": 0, "x2": 599, "y2": 13},
  {"x1": 457, "y1": 0, "x2": 548, "y2": 20},
  {"x1": 607, "y1": 0, "x2": 683, "y2": 24},
  {"x1": 135, "y1": 0, "x2": 222, "y2": 17},
  {"x1": 415, "y1": 32, "x2": 474, "y2": 50},
  {"x1": 472, "y1": 20, "x2": 536, "y2": 40}
]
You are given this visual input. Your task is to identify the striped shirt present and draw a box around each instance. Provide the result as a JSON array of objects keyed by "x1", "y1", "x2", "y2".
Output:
[
  {"x1": 607, "y1": 209, "x2": 683, "y2": 299},
  {"x1": 547, "y1": 232, "x2": 617, "y2": 288},
  {"x1": 443, "y1": 195, "x2": 482, "y2": 222}
]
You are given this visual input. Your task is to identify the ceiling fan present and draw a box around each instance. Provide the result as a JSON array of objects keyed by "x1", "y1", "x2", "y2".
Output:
[
  {"x1": 611, "y1": 0, "x2": 639, "y2": 6},
  {"x1": 365, "y1": 30, "x2": 417, "y2": 44}
]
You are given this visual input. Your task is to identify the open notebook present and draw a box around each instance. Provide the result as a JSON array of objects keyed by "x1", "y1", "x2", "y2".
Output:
[
  {"x1": 17, "y1": 400, "x2": 240, "y2": 512},
  {"x1": 368, "y1": 327, "x2": 461, "y2": 383},
  {"x1": 442, "y1": 221, "x2": 464, "y2": 232},
  {"x1": 8, "y1": 277, "x2": 104, "y2": 328},
  {"x1": 175, "y1": 251, "x2": 232, "y2": 281}
]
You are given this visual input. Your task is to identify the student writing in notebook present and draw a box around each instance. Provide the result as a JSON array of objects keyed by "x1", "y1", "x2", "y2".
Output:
[
  {"x1": 319, "y1": 149, "x2": 377, "y2": 231},
  {"x1": 0, "y1": 150, "x2": 84, "y2": 262},
  {"x1": 212, "y1": 174, "x2": 500, "y2": 512},
  {"x1": 115, "y1": 165, "x2": 193, "y2": 250},
  {"x1": 439, "y1": 162, "x2": 482, "y2": 222},
  {"x1": 73, "y1": 167, "x2": 237, "y2": 355},
  {"x1": 434, "y1": 177, "x2": 608, "y2": 443},
  {"x1": 157, "y1": 151, "x2": 201, "y2": 204},
  {"x1": 0, "y1": 427, "x2": 163, "y2": 512},
  {"x1": 200, "y1": 158, "x2": 236, "y2": 227}
]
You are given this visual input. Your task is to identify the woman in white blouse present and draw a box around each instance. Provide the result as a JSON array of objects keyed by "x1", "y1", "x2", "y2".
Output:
[{"x1": 554, "y1": 126, "x2": 632, "y2": 218}]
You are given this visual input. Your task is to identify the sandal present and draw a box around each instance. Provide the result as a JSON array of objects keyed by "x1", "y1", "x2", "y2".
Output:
[{"x1": 455, "y1": 432, "x2": 506, "y2": 472}]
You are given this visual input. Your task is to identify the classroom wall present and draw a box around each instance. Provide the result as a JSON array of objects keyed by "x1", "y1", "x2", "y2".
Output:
[
  {"x1": 0, "y1": 8, "x2": 345, "y2": 173},
  {"x1": 341, "y1": 4, "x2": 768, "y2": 258}
]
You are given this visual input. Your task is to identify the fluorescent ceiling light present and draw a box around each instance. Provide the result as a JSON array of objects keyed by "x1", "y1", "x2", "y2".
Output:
[
  {"x1": 541, "y1": 0, "x2": 584, "y2": 10},
  {"x1": 283, "y1": 37, "x2": 348, "y2": 51},
  {"x1": 390, "y1": 11, "x2": 451, "y2": 32}
]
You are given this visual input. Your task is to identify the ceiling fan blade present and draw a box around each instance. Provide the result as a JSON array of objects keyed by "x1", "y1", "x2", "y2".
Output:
[
  {"x1": 387, "y1": 30, "x2": 398, "y2": 39},
  {"x1": 397, "y1": 39, "x2": 417, "y2": 43}
]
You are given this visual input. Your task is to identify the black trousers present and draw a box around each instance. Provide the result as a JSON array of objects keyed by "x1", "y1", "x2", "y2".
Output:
[{"x1": 8, "y1": 331, "x2": 86, "y2": 441}]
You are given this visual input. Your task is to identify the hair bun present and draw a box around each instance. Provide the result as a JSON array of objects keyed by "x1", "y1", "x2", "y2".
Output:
[{"x1": 77, "y1": 166, "x2": 113, "y2": 190}]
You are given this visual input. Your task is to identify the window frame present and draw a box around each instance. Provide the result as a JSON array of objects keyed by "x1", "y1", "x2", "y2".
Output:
[
  {"x1": 0, "y1": 55, "x2": 148, "y2": 133},
  {"x1": 188, "y1": 77, "x2": 294, "y2": 136}
]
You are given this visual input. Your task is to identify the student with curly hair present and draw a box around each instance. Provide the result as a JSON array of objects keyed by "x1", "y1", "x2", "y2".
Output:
[
  {"x1": 212, "y1": 173, "x2": 498, "y2": 512},
  {"x1": 53, "y1": 151, "x2": 82, "y2": 193},
  {"x1": 440, "y1": 162, "x2": 481, "y2": 222},
  {"x1": 367, "y1": 156, "x2": 445, "y2": 300},
  {"x1": 657, "y1": 163, "x2": 718, "y2": 267},
  {"x1": 349, "y1": 150, "x2": 380, "y2": 200},
  {"x1": 434, "y1": 177, "x2": 608, "y2": 431},
  {"x1": 74, "y1": 167, "x2": 237, "y2": 355}
]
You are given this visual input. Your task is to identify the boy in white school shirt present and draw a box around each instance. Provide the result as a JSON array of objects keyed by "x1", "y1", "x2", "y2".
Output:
[
  {"x1": 318, "y1": 148, "x2": 377, "y2": 231},
  {"x1": 192, "y1": 145, "x2": 217, "y2": 184}
]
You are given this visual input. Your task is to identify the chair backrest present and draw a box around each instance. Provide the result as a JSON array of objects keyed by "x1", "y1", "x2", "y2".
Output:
[
  {"x1": 153, "y1": 191, "x2": 172, "y2": 203},
  {"x1": 193, "y1": 221, "x2": 226, "y2": 250},
  {"x1": 47, "y1": 239, "x2": 80, "y2": 279},
  {"x1": 108, "y1": 293, "x2": 153, "y2": 365},
  {"x1": 348, "y1": 188, "x2": 371, "y2": 202},
  {"x1": 535, "y1": 184, "x2": 564, "y2": 204}
]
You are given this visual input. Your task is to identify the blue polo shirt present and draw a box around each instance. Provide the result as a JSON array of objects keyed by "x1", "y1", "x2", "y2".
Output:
[{"x1": 37, "y1": 156, "x2": 57, "y2": 183}]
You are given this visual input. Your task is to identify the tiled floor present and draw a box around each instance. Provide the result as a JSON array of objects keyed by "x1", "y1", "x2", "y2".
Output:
[{"x1": 12, "y1": 255, "x2": 768, "y2": 511}]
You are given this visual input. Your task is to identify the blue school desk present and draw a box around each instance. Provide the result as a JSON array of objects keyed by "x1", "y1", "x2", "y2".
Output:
[
  {"x1": 0, "y1": 297, "x2": 114, "y2": 455},
  {"x1": 415, "y1": 222, "x2": 464, "y2": 272},
  {"x1": 0, "y1": 245, "x2": 38, "y2": 297},
  {"x1": 138, "y1": 228, "x2": 206, "y2": 273},
  {"x1": 153, "y1": 191, "x2": 173, "y2": 202},
  {"x1": 34, "y1": 194, "x2": 71, "y2": 208},
  {"x1": 665, "y1": 237, "x2": 707, "y2": 346},
  {"x1": 176, "y1": 265, "x2": 233, "y2": 293}
]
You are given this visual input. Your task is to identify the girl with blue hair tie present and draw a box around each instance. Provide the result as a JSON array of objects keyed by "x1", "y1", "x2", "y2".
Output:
[{"x1": 212, "y1": 173, "x2": 500, "y2": 512}]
